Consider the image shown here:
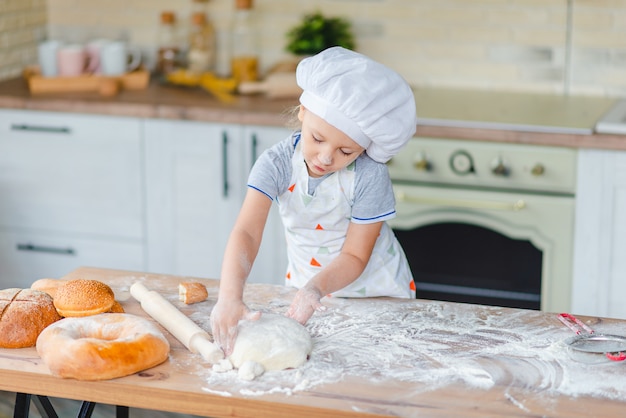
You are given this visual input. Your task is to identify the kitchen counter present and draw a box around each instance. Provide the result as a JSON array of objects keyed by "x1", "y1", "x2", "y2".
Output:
[
  {"x1": 1, "y1": 76, "x2": 626, "y2": 150},
  {"x1": 1, "y1": 266, "x2": 626, "y2": 417}
]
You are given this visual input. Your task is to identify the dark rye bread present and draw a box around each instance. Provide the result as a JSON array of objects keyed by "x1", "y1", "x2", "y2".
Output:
[{"x1": 0, "y1": 288, "x2": 61, "y2": 348}]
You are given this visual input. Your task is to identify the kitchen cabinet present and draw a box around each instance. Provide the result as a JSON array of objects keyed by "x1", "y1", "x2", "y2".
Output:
[
  {"x1": 572, "y1": 148, "x2": 626, "y2": 319},
  {"x1": 144, "y1": 119, "x2": 290, "y2": 284},
  {"x1": 0, "y1": 109, "x2": 145, "y2": 288}
]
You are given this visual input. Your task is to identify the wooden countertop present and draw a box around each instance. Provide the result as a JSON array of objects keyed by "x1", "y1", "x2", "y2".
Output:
[
  {"x1": 1, "y1": 76, "x2": 626, "y2": 150},
  {"x1": 1, "y1": 267, "x2": 626, "y2": 417}
]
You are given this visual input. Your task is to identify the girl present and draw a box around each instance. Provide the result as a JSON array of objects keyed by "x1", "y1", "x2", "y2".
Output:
[{"x1": 211, "y1": 47, "x2": 418, "y2": 355}]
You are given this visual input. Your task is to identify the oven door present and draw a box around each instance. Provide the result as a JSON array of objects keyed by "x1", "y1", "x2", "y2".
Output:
[{"x1": 389, "y1": 183, "x2": 575, "y2": 312}]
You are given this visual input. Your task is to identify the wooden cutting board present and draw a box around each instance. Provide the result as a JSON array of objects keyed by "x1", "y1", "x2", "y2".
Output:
[{"x1": 238, "y1": 72, "x2": 301, "y2": 99}]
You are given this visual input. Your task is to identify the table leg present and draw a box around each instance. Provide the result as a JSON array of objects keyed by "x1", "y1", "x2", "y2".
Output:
[
  {"x1": 32, "y1": 396, "x2": 58, "y2": 418},
  {"x1": 13, "y1": 393, "x2": 31, "y2": 418},
  {"x1": 116, "y1": 405, "x2": 129, "y2": 418},
  {"x1": 76, "y1": 401, "x2": 95, "y2": 418},
  {"x1": 13, "y1": 393, "x2": 129, "y2": 418}
]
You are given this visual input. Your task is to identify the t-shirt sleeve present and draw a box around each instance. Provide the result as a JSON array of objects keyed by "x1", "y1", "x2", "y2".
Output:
[
  {"x1": 351, "y1": 156, "x2": 396, "y2": 224},
  {"x1": 247, "y1": 133, "x2": 295, "y2": 201}
]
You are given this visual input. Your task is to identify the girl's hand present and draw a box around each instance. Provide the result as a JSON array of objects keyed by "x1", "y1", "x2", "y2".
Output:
[
  {"x1": 286, "y1": 283, "x2": 325, "y2": 324},
  {"x1": 210, "y1": 300, "x2": 260, "y2": 357}
]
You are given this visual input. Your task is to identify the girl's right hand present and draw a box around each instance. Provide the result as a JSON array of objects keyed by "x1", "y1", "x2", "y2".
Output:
[{"x1": 210, "y1": 300, "x2": 260, "y2": 357}]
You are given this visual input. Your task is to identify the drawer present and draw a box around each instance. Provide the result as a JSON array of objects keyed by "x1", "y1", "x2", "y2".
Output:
[
  {"x1": 0, "y1": 229, "x2": 145, "y2": 289},
  {"x1": 0, "y1": 110, "x2": 143, "y2": 238}
]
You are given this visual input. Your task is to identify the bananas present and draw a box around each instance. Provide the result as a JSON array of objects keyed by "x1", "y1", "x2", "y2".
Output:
[{"x1": 166, "y1": 70, "x2": 238, "y2": 102}]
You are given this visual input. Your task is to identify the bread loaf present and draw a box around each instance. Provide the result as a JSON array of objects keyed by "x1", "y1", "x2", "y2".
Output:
[{"x1": 0, "y1": 288, "x2": 62, "y2": 348}]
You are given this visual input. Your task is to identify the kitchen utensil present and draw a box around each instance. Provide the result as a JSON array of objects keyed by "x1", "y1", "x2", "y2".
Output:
[
  {"x1": 130, "y1": 282, "x2": 224, "y2": 363},
  {"x1": 558, "y1": 313, "x2": 626, "y2": 361},
  {"x1": 238, "y1": 72, "x2": 301, "y2": 99}
]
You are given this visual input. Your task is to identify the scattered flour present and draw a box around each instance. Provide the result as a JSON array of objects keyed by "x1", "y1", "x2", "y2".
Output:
[
  {"x1": 193, "y1": 296, "x2": 626, "y2": 401},
  {"x1": 116, "y1": 278, "x2": 625, "y2": 404}
]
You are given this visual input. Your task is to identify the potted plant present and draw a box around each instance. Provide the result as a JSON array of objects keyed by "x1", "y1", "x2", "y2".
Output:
[{"x1": 285, "y1": 12, "x2": 355, "y2": 56}]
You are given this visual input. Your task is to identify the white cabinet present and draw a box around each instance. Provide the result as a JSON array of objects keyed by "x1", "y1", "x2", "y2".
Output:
[
  {"x1": 144, "y1": 119, "x2": 290, "y2": 284},
  {"x1": 241, "y1": 125, "x2": 290, "y2": 285},
  {"x1": 0, "y1": 110, "x2": 145, "y2": 288},
  {"x1": 572, "y1": 148, "x2": 626, "y2": 319}
]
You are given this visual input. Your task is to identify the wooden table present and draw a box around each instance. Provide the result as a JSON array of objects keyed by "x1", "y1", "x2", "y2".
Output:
[{"x1": 1, "y1": 267, "x2": 626, "y2": 417}]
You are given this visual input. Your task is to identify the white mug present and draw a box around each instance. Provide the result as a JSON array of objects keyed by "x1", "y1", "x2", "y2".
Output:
[
  {"x1": 100, "y1": 41, "x2": 141, "y2": 76},
  {"x1": 57, "y1": 44, "x2": 89, "y2": 77},
  {"x1": 38, "y1": 40, "x2": 64, "y2": 77}
]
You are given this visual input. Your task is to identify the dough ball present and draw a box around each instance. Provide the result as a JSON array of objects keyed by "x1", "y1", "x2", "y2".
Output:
[{"x1": 229, "y1": 313, "x2": 312, "y2": 374}]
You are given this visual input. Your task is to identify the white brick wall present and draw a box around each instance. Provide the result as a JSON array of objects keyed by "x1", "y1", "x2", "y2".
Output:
[
  {"x1": 0, "y1": 0, "x2": 47, "y2": 81},
  {"x1": 2, "y1": 0, "x2": 626, "y2": 96}
]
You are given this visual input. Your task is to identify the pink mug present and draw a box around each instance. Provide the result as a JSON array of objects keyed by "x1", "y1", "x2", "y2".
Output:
[{"x1": 57, "y1": 45, "x2": 89, "y2": 77}]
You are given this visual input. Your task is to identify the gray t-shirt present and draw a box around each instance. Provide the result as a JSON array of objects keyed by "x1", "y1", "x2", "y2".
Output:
[{"x1": 247, "y1": 131, "x2": 397, "y2": 224}]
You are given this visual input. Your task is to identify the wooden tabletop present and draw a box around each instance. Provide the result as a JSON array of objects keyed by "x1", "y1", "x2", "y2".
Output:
[{"x1": 1, "y1": 266, "x2": 626, "y2": 417}]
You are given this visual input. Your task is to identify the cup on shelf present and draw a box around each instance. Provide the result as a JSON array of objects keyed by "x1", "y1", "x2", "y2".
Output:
[
  {"x1": 57, "y1": 44, "x2": 90, "y2": 77},
  {"x1": 100, "y1": 41, "x2": 141, "y2": 76},
  {"x1": 38, "y1": 40, "x2": 64, "y2": 77}
]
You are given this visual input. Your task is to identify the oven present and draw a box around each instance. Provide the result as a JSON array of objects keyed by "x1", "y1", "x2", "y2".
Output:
[{"x1": 387, "y1": 137, "x2": 577, "y2": 312}]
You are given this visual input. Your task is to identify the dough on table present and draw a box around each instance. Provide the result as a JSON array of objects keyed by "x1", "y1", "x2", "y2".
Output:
[{"x1": 223, "y1": 313, "x2": 312, "y2": 380}]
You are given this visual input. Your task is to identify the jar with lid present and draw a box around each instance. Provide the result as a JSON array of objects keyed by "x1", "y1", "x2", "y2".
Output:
[
  {"x1": 155, "y1": 11, "x2": 182, "y2": 77},
  {"x1": 230, "y1": 0, "x2": 258, "y2": 82},
  {"x1": 187, "y1": 11, "x2": 216, "y2": 74}
]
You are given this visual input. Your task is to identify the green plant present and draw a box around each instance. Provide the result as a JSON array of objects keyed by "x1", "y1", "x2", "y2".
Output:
[{"x1": 286, "y1": 12, "x2": 355, "y2": 56}]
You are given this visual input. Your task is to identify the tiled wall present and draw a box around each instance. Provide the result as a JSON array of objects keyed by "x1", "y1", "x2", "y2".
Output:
[
  {"x1": 2, "y1": 0, "x2": 626, "y2": 97},
  {"x1": 0, "y1": 0, "x2": 47, "y2": 81}
]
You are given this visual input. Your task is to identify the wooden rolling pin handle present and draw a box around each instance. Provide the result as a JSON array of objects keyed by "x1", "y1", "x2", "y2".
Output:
[{"x1": 130, "y1": 282, "x2": 224, "y2": 363}]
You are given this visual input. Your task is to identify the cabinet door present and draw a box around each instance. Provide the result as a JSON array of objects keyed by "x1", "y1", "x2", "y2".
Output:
[
  {"x1": 145, "y1": 119, "x2": 245, "y2": 279},
  {"x1": 241, "y1": 126, "x2": 292, "y2": 285},
  {"x1": 0, "y1": 110, "x2": 143, "y2": 239},
  {"x1": 0, "y1": 230, "x2": 145, "y2": 289},
  {"x1": 573, "y1": 149, "x2": 626, "y2": 319}
]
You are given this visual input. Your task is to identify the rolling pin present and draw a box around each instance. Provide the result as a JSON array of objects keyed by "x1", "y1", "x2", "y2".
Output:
[{"x1": 130, "y1": 282, "x2": 224, "y2": 364}]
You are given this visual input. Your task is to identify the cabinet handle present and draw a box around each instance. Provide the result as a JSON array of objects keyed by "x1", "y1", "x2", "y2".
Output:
[
  {"x1": 222, "y1": 131, "x2": 229, "y2": 198},
  {"x1": 10, "y1": 124, "x2": 71, "y2": 134},
  {"x1": 395, "y1": 190, "x2": 526, "y2": 211},
  {"x1": 251, "y1": 133, "x2": 258, "y2": 168},
  {"x1": 17, "y1": 243, "x2": 76, "y2": 255}
]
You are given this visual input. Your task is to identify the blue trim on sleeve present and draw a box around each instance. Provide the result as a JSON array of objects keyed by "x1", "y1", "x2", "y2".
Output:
[
  {"x1": 352, "y1": 210, "x2": 396, "y2": 222},
  {"x1": 247, "y1": 184, "x2": 274, "y2": 201}
]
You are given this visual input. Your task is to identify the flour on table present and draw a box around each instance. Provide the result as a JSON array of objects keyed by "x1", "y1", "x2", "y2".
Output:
[{"x1": 215, "y1": 313, "x2": 312, "y2": 380}]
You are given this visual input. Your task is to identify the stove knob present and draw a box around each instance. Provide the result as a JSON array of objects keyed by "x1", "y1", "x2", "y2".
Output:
[
  {"x1": 490, "y1": 156, "x2": 510, "y2": 177},
  {"x1": 413, "y1": 152, "x2": 432, "y2": 171},
  {"x1": 449, "y1": 150, "x2": 474, "y2": 175},
  {"x1": 531, "y1": 163, "x2": 545, "y2": 176}
]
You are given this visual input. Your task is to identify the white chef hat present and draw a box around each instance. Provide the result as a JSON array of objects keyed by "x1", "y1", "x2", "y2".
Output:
[{"x1": 296, "y1": 47, "x2": 417, "y2": 163}]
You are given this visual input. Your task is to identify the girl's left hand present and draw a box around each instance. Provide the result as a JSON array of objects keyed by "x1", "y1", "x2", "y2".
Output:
[{"x1": 286, "y1": 282, "x2": 325, "y2": 324}]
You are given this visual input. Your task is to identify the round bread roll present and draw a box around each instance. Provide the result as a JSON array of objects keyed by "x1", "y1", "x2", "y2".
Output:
[
  {"x1": 31, "y1": 278, "x2": 66, "y2": 299},
  {"x1": 36, "y1": 313, "x2": 170, "y2": 380},
  {"x1": 0, "y1": 288, "x2": 62, "y2": 348},
  {"x1": 54, "y1": 279, "x2": 115, "y2": 317}
]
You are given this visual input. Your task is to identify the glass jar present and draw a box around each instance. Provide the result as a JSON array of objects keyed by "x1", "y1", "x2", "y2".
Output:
[
  {"x1": 155, "y1": 11, "x2": 181, "y2": 77},
  {"x1": 230, "y1": 0, "x2": 258, "y2": 82},
  {"x1": 187, "y1": 11, "x2": 216, "y2": 74}
]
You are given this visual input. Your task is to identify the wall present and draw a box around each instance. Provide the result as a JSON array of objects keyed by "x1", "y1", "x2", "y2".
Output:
[
  {"x1": 0, "y1": 0, "x2": 47, "y2": 81},
  {"x1": 2, "y1": 0, "x2": 626, "y2": 97}
]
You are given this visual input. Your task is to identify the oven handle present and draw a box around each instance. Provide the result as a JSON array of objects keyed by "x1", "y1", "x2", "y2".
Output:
[{"x1": 395, "y1": 191, "x2": 526, "y2": 211}]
